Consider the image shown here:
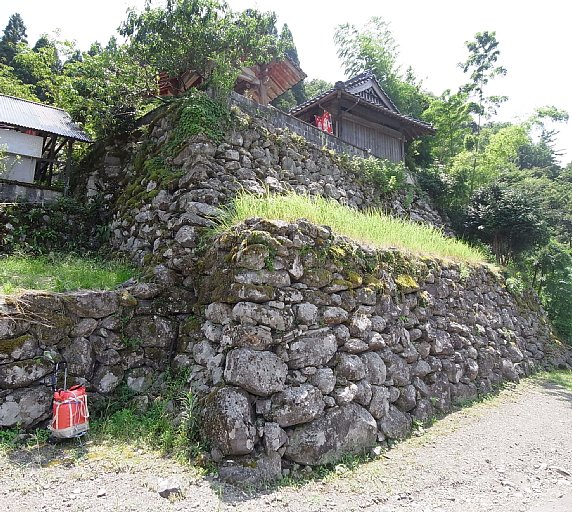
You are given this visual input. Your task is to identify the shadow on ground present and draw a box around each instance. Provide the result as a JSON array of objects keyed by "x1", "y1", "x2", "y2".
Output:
[
  {"x1": 536, "y1": 378, "x2": 572, "y2": 408},
  {"x1": 5, "y1": 436, "x2": 89, "y2": 469}
]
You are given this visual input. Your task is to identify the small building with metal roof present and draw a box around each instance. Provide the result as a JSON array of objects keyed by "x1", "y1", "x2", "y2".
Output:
[
  {"x1": 290, "y1": 71, "x2": 434, "y2": 162},
  {"x1": 0, "y1": 94, "x2": 91, "y2": 201}
]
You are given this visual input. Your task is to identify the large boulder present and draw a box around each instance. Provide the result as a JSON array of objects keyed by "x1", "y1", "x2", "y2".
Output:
[
  {"x1": 224, "y1": 348, "x2": 287, "y2": 396},
  {"x1": 91, "y1": 365, "x2": 124, "y2": 395},
  {"x1": 123, "y1": 315, "x2": 177, "y2": 348},
  {"x1": 284, "y1": 403, "x2": 377, "y2": 465},
  {"x1": 221, "y1": 324, "x2": 275, "y2": 351},
  {"x1": 0, "y1": 359, "x2": 52, "y2": 389},
  {"x1": 62, "y1": 337, "x2": 95, "y2": 378},
  {"x1": 203, "y1": 387, "x2": 256, "y2": 456},
  {"x1": 64, "y1": 291, "x2": 119, "y2": 318},
  {"x1": 336, "y1": 353, "x2": 366, "y2": 381},
  {"x1": 287, "y1": 331, "x2": 337, "y2": 369},
  {"x1": 360, "y1": 352, "x2": 387, "y2": 385},
  {"x1": 378, "y1": 405, "x2": 412, "y2": 439},
  {"x1": 126, "y1": 367, "x2": 155, "y2": 393},
  {"x1": 267, "y1": 384, "x2": 325, "y2": 427},
  {"x1": 231, "y1": 302, "x2": 289, "y2": 330},
  {"x1": 0, "y1": 387, "x2": 52, "y2": 427}
]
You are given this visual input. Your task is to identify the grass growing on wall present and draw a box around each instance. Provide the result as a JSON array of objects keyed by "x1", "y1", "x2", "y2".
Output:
[
  {"x1": 0, "y1": 253, "x2": 135, "y2": 294},
  {"x1": 220, "y1": 192, "x2": 486, "y2": 264}
]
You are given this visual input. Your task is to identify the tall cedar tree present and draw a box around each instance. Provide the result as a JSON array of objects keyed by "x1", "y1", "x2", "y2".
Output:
[{"x1": 0, "y1": 13, "x2": 27, "y2": 66}]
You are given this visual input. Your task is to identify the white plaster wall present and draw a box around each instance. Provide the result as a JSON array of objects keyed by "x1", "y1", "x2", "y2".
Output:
[{"x1": 0, "y1": 129, "x2": 43, "y2": 184}]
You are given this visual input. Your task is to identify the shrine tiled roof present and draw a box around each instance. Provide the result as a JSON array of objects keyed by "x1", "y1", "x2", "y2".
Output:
[{"x1": 290, "y1": 71, "x2": 433, "y2": 136}]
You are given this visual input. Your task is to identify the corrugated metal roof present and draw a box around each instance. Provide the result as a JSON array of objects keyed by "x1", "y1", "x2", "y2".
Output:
[{"x1": 0, "y1": 94, "x2": 91, "y2": 142}]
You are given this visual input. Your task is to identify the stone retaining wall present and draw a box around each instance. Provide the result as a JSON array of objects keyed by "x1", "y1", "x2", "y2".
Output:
[
  {"x1": 86, "y1": 100, "x2": 447, "y2": 268},
  {"x1": 177, "y1": 219, "x2": 571, "y2": 482},
  {"x1": 1, "y1": 218, "x2": 571, "y2": 482},
  {"x1": 230, "y1": 92, "x2": 370, "y2": 159},
  {"x1": 0, "y1": 277, "x2": 195, "y2": 428}
]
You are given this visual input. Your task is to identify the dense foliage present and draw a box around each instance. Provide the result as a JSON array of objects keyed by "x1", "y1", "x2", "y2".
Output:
[
  {"x1": 330, "y1": 16, "x2": 571, "y2": 342},
  {"x1": 0, "y1": 1, "x2": 285, "y2": 138}
]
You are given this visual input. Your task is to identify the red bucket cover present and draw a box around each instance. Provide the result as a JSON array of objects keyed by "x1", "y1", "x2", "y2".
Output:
[{"x1": 50, "y1": 385, "x2": 89, "y2": 437}]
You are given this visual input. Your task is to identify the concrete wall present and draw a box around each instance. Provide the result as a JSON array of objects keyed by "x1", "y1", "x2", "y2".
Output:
[{"x1": 0, "y1": 180, "x2": 62, "y2": 204}]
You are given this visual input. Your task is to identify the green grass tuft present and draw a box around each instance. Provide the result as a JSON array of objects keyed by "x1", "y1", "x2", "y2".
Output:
[
  {"x1": 538, "y1": 370, "x2": 572, "y2": 390},
  {"x1": 219, "y1": 192, "x2": 485, "y2": 264},
  {"x1": 91, "y1": 372, "x2": 204, "y2": 464},
  {"x1": 0, "y1": 253, "x2": 136, "y2": 294}
]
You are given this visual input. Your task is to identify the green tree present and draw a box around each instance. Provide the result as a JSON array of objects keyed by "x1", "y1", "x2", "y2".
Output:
[
  {"x1": 524, "y1": 106, "x2": 569, "y2": 167},
  {"x1": 120, "y1": 0, "x2": 284, "y2": 96},
  {"x1": 459, "y1": 31, "x2": 507, "y2": 178},
  {"x1": 271, "y1": 24, "x2": 307, "y2": 112},
  {"x1": 422, "y1": 89, "x2": 472, "y2": 167},
  {"x1": 334, "y1": 17, "x2": 429, "y2": 118},
  {"x1": 304, "y1": 78, "x2": 333, "y2": 99},
  {"x1": 528, "y1": 241, "x2": 572, "y2": 341},
  {"x1": 0, "y1": 13, "x2": 27, "y2": 66},
  {"x1": 62, "y1": 41, "x2": 153, "y2": 138},
  {"x1": 498, "y1": 169, "x2": 572, "y2": 247},
  {"x1": 280, "y1": 24, "x2": 305, "y2": 104},
  {"x1": 464, "y1": 183, "x2": 549, "y2": 264},
  {"x1": 0, "y1": 63, "x2": 38, "y2": 100},
  {"x1": 12, "y1": 38, "x2": 71, "y2": 103}
]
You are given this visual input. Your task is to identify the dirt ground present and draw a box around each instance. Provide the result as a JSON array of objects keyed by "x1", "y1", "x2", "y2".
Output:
[{"x1": 1, "y1": 377, "x2": 571, "y2": 512}]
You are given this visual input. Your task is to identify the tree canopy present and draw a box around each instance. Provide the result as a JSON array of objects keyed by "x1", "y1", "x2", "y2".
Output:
[
  {"x1": 119, "y1": 0, "x2": 284, "y2": 95},
  {"x1": 0, "y1": 13, "x2": 27, "y2": 66}
]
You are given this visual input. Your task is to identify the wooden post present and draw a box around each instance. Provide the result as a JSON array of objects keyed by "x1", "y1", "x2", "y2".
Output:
[
  {"x1": 46, "y1": 137, "x2": 57, "y2": 186},
  {"x1": 64, "y1": 139, "x2": 73, "y2": 195}
]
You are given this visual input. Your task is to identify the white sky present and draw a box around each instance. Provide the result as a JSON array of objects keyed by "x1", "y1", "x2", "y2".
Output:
[{"x1": 1, "y1": 0, "x2": 570, "y2": 164}]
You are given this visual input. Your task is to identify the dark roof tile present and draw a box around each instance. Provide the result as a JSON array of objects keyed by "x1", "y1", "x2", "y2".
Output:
[{"x1": 290, "y1": 70, "x2": 432, "y2": 136}]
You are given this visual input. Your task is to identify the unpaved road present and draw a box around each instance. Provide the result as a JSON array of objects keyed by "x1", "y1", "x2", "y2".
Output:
[{"x1": 1, "y1": 377, "x2": 571, "y2": 512}]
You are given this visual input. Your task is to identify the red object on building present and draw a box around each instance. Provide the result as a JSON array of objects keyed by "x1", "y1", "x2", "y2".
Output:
[
  {"x1": 314, "y1": 111, "x2": 333, "y2": 134},
  {"x1": 322, "y1": 111, "x2": 333, "y2": 134}
]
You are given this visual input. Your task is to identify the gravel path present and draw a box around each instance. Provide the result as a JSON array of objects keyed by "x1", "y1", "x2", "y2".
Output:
[{"x1": 1, "y1": 377, "x2": 571, "y2": 512}]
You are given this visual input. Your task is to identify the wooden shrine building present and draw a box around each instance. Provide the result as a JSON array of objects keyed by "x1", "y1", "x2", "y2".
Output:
[
  {"x1": 290, "y1": 71, "x2": 434, "y2": 162},
  {"x1": 159, "y1": 57, "x2": 307, "y2": 106}
]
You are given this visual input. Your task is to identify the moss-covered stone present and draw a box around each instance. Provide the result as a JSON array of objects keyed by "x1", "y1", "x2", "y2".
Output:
[
  {"x1": 363, "y1": 275, "x2": 384, "y2": 290},
  {"x1": 233, "y1": 243, "x2": 270, "y2": 271},
  {"x1": 180, "y1": 315, "x2": 202, "y2": 335},
  {"x1": 118, "y1": 291, "x2": 138, "y2": 307},
  {"x1": 0, "y1": 334, "x2": 32, "y2": 355},
  {"x1": 345, "y1": 270, "x2": 363, "y2": 288},
  {"x1": 395, "y1": 274, "x2": 420, "y2": 294},
  {"x1": 299, "y1": 268, "x2": 333, "y2": 288},
  {"x1": 229, "y1": 283, "x2": 276, "y2": 303},
  {"x1": 0, "y1": 358, "x2": 52, "y2": 388}
]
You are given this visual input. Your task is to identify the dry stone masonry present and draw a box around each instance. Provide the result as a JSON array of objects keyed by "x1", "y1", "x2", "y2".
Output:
[
  {"x1": 1, "y1": 221, "x2": 571, "y2": 481},
  {"x1": 177, "y1": 218, "x2": 571, "y2": 481},
  {"x1": 0, "y1": 282, "x2": 192, "y2": 428},
  {"x1": 87, "y1": 101, "x2": 448, "y2": 268},
  {"x1": 2, "y1": 100, "x2": 571, "y2": 484}
]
